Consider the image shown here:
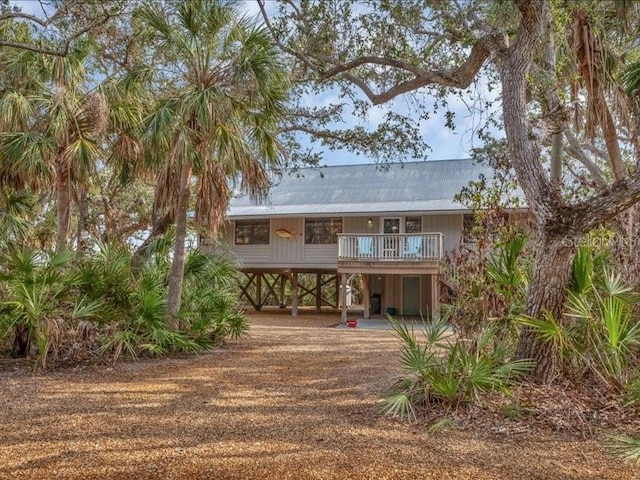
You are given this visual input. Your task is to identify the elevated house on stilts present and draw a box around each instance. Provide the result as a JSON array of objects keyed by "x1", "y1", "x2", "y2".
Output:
[{"x1": 200, "y1": 159, "x2": 494, "y2": 323}]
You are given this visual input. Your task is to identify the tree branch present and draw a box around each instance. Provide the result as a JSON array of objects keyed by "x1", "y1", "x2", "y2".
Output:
[
  {"x1": 0, "y1": 40, "x2": 69, "y2": 57},
  {"x1": 0, "y1": 10, "x2": 116, "y2": 57},
  {"x1": 0, "y1": 11, "x2": 51, "y2": 27},
  {"x1": 563, "y1": 130, "x2": 608, "y2": 189},
  {"x1": 500, "y1": 0, "x2": 553, "y2": 219},
  {"x1": 319, "y1": 36, "x2": 495, "y2": 105}
]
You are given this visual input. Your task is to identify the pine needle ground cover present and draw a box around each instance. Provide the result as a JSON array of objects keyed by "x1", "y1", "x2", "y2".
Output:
[{"x1": 0, "y1": 321, "x2": 636, "y2": 480}]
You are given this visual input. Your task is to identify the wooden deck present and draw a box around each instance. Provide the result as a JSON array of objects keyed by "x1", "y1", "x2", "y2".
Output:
[{"x1": 337, "y1": 233, "x2": 442, "y2": 273}]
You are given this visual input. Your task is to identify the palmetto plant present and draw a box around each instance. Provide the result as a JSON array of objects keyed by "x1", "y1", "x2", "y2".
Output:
[
  {"x1": 74, "y1": 241, "x2": 199, "y2": 361},
  {"x1": 566, "y1": 270, "x2": 640, "y2": 385},
  {"x1": 0, "y1": 191, "x2": 36, "y2": 250},
  {"x1": 0, "y1": 248, "x2": 100, "y2": 368},
  {"x1": 75, "y1": 241, "x2": 244, "y2": 362},
  {"x1": 382, "y1": 317, "x2": 533, "y2": 422},
  {"x1": 137, "y1": 0, "x2": 290, "y2": 321},
  {"x1": 181, "y1": 249, "x2": 248, "y2": 342},
  {"x1": 485, "y1": 233, "x2": 529, "y2": 338},
  {"x1": 604, "y1": 432, "x2": 640, "y2": 465},
  {"x1": 97, "y1": 266, "x2": 201, "y2": 361},
  {"x1": 518, "y1": 246, "x2": 640, "y2": 388}
]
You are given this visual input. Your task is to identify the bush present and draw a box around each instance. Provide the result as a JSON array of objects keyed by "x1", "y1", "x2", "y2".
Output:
[
  {"x1": 180, "y1": 249, "x2": 248, "y2": 343},
  {"x1": 444, "y1": 233, "x2": 529, "y2": 341},
  {"x1": 519, "y1": 246, "x2": 640, "y2": 390},
  {"x1": 381, "y1": 317, "x2": 533, "y2": 422},
  {"x1": 0, "y1": 242, "x2": 248, "y2": 367},
  {"x1": 0, "y1": 248, "x2": 101, "y2": 368}
]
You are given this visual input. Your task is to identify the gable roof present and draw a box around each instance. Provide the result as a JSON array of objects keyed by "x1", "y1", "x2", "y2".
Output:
[{"x1": 228, "y1": 158, "x2": 492, "y2": 218}]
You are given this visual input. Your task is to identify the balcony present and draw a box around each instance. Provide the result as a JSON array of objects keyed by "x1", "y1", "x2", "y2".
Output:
[{"x1": 337, "y1": 233, "x2": 443, "y2": 273}]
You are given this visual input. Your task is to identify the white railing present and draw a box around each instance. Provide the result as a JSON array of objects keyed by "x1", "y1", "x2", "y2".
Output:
[{"x1": 338, "y1": 233, "x2": 444, "y2": 262}]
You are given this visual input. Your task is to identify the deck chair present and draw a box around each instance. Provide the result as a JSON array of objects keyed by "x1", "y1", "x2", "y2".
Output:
[
  {"x1": 403, "y1": 236, "x2": 422, "y2": 258},
  {"x1": 357, "y1": 236, "x2": 373, "y2": 257}
]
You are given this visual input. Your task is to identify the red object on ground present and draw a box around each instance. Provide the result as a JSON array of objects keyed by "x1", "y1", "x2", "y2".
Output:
[{"x1": 347, "y1": 319, "x2": 358, "y2": 328}]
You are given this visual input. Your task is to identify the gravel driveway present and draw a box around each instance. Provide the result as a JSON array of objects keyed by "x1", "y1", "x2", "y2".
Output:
[{"x1": 0, "y1": 324, "x2": 635, "y2": 479}]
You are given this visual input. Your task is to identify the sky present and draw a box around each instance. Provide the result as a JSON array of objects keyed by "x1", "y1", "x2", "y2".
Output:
[
  {"x1": 11, "y1": 0, "x2": 500, "y2": 166},
  {"x1": 300, "y1": 83, "x2": 498, "y2": 166}
]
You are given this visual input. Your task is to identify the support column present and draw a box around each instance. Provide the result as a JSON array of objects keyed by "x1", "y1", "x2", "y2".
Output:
[
  {"x1": 291, "y1": 272, "x2": 299, "y2": 317},
  {"x1": 315, "y1": 273, "x2": 322, "y2": 312},
  {"x1": 256, "y1": 273, "x2": 262, "y2": 311},
  {"x1": 340, "y1": 273, "x2": 347, "y2": 325},
  {"x1": 361, "y1": 274, "x2": 370, "y2": 319},
  {"x1": 279, "y1": 274, "x2": 286, "y2": 308},
  {"x1": 335, "y1": 274, "x2": 340, "y2": 310},
  {"x1": 430, "y1": 273, "x2": 440, "y2": 321}
]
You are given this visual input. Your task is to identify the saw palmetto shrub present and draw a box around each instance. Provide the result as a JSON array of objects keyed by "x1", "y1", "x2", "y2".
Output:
[
  {"x1": 381, "y1": 318, "x2": 533, "y2": 422},
  {"x1": 0, "y1": 242, "x2": 247, "y2": 367}
]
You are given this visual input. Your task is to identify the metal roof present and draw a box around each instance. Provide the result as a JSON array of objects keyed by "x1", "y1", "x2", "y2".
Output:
[{"x1": 228, "y1": 159, "x2": 493, "y2": 218}]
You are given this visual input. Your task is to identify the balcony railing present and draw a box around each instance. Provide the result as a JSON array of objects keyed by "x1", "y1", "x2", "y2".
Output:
[{"x1": 338, "y1": 233, "x2": 444, "y2": 262}]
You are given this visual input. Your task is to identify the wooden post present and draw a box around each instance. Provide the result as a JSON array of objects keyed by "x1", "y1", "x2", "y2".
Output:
[
  {"x1": 335, "y1": 274, "x2": 340, "y2": 310},
  {"x1": 279, "y1": 274, "x2": 286, "y2": 308},
  {"x1": 291, "y1": 272, "x2": 299, "y2": 317},
  {"x1": 340, "y1": 273, "x2": 347, "y2": 324},
  {"x1": 430, "y1": 273, "x2": 440, "y2": 321},
  {"x1": 256, "y1": 273, "x2": 262, "y2": 311},
  {"x1": 361, "y1": 274, "x2": 370, "y2": 319},
  {"x1": 315, "y1": 273, "x2": 322, "y2": 312}
]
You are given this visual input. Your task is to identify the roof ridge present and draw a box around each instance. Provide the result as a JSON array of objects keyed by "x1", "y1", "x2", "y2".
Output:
[{"x1": 277, "y1": 158, "x2": 474, "y2": 173}]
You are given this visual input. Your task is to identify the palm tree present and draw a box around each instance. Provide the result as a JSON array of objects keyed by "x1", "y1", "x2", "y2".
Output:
[
  {"x1": 138, "y1": 0, "x2": 289, "y2": 320},
  {"x1": 0, "y1": 42, "x2": 108, "y2": 252}
]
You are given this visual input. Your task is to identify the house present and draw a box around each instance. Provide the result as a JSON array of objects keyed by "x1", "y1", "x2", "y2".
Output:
[{"x1": 202, "y1": 159, "x2": 493, "y2": 322}]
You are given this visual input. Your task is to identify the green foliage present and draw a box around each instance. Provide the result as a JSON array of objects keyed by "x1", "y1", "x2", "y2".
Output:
[
  {"x1": 0, "y1": 248, "x2": 89, "y2": 368},
  {"x1": 565, "y1": 267, "x2": 640, "y2": 385},
  {"x1": 381, "y1": 317, "x2": 533, "y2": 422},
  {"x1": 0, "y1": 242, "x2": 247, "y2": 367},
  {"x1": 180, "y1": 249, "x2": 248, "y2": 343},
  {"x1": 445, "y1": 232, "x2": 530, "y2": 340},
  {"x1": 604, "y1": 432, "x2": 640, "y2": 464},
  {"x1": 518, "y1": 246, "x2": 640, "y2": 389}
]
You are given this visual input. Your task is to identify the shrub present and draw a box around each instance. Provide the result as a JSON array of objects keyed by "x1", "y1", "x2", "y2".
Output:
[
  {"x1": 0, "y1": 242, "x2": 248, "y2": 367},
  {"x1": 0, "y1": 249, "x2": 101, "y2": 368},
  {"x1": 180, "y1": 249, "x2": 248, "y2": 343},
  {"x1": 381, "y1": 317, "x2": 533, "y2": 422},
  {"x1": 519, "y1": 246, "x2": 640, "y2": 390}
]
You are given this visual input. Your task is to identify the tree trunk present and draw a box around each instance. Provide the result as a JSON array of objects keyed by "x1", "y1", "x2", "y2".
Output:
[
  {"x1": 55, "y1": 152, "x2": 71, "y2": 252},
  {"x1": 166, "y1": 162, "x2": 192, "y2": 325},
  {"x1": 550, "y1": 133, "x2": 562, "y2": 185},
  {"x1": 515, "y1": 232, "x2": 576, "y2": 383},
  {"x1": 131, "y1": 212, "x2": 172, "y2": 269},
  {"x1": 75, "y1": 188, "x2": 88, "y2": 259}
]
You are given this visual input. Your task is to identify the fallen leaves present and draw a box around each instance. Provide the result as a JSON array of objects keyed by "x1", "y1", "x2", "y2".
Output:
[{"x1": 0, "y1": 314, "x2": 637, "y2": 479}]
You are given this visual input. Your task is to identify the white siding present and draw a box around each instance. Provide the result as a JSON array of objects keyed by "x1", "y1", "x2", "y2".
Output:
[
  {"x1": 233, "y1": 245, "x2": 270, "y2": 266},
  {"x1": 270, "y1": 218, "x2": 304, "y2": 263},
  {"x1": 422, "y1": 214, "x2": 463, "y2": 254},
  {"x1": 205, "y1": 214, "x2": 464, "y2": 269},
  {"x1": 303, "y1": 244, "x2": 338, "y2": 264}
]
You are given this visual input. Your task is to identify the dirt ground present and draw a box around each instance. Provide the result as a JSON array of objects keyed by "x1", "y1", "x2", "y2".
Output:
[{"x1": 0, "y1": 311, "x2": 637, "y2": 480}]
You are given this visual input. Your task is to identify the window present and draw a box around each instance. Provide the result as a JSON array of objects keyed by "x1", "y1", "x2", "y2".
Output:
[
  {"x1": 305, "y1": 217, "x2": 342, "y2": 244},
  {"x1": 235, "y1": 219, "x2": 270, "y2": 245},
  {"x1": 405, "y1": 216, "x2": 422, "y2": 233}
]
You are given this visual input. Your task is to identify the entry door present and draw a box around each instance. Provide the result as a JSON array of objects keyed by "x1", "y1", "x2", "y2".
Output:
[
  {"x1": 402, "y1": 276, "x2": 421, "y2": 316},
  {"x1": 383, "y1": 218, "x2": 401, "y2": 258}
]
